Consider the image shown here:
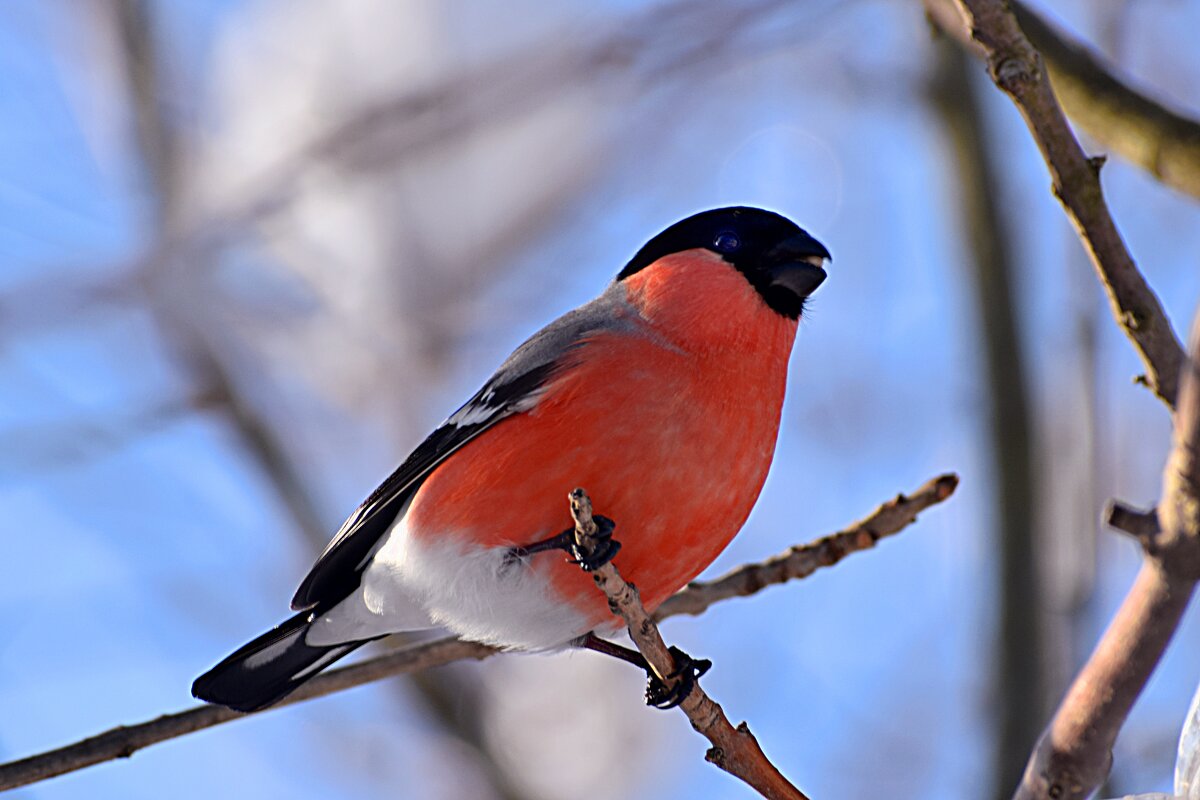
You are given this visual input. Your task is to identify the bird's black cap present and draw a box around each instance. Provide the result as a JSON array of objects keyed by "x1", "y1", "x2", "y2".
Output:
[{"x1": 617, "y1": 206, "x2": 830, "y2": 319}]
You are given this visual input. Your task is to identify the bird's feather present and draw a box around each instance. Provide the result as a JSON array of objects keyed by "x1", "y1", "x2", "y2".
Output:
[
  {"x1": 289, "y1": 287, "x2": 638, "y2": 611},
  {"x1": 191, "y1": 609, "x2": 371, "y2": 712}
]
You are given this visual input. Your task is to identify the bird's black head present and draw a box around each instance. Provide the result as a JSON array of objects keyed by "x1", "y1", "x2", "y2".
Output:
[{"x1": 617, "y1": 206, "x2": 830, "y2": 319}]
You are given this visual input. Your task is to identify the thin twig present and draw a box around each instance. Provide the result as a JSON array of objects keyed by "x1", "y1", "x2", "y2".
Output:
[
  {"x1": 1013, "y1": 308, "x2": 1200, "y2": 800},
  {"x1": 0, "y1": 474, "x2": 957, "y2": 793},
  {"x1": 568, "y1": 489, "x2": 809, "y2": 800},
  {"x1": 0, "y1": 638, "x2": 498, "y2": 793},
  {"x1": 936, "y1": 0, "x2": 1186, "y2": 412},
  {"x1": 656, "y1": 473, "x2": 958, "y2": 619},
  {"x1": 1104, "y1": 501, "x2": 1159, "y2": 545}
]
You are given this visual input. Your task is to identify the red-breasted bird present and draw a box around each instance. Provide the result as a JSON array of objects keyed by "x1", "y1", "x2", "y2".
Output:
[{"x1": 192, "y1": 206, "x2": 829, "y2": 712}]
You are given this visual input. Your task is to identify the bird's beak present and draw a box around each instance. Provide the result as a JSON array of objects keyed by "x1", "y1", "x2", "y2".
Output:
[{"x1": 765, "y1": 233, "x2": 830, "y2": 299}]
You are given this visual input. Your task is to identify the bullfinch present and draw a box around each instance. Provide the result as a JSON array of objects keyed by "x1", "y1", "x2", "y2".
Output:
[{"x1": 193, "y1": 206, "x2": 829, "y2": 712}]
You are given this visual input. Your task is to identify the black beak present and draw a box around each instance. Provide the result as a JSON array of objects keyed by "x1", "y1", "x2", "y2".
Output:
[{"x1": 765, "y1": 233, "x2": 830, "y2": 300}]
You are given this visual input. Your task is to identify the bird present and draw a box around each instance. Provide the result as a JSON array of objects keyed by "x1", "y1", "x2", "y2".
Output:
[{"x1": 192, "y1": 206, "x2": 829, "y2": 712}]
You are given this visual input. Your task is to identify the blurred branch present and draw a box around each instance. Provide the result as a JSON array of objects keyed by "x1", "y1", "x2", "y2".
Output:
[
  {"x1": 105, "y1": 8, "x2": 523, "y2": 796},
  {"x1": 114, "y1": 0, "x2": 180, "y2": 229},
  {"x1": 925, "y1": 0, "x2": 1200, "y2": 201},
  {"x1": 183, "y1": 343, "x2": 333, "y2": 550},
  {"x1": 0, "y1": 389, "x2": 221, "y2": 477},
  {"x1": 0, "y1": 274, "x2": 144, "y2": 338},
  {"x1": 928, "y1": 38, "x2": 1044, "y2": 797},
  {"x1": 400, "y1": 662, "x2": 526, "y2": 800},
  {"x1": 131, "y1": 0, "x2": 799, "y2": 270},
  {"x1": 169, "y1": 296, "x2": 526, "y2": 800},
  {"x1": 3, "y1": 0, "x2": 824, "y2": 339},
  {"x1": 307, "y1": 0, "x2": 792, "y2": 171},
  {"x1": 106, "y1": 0, "x2": 334, "y2": 553},
  {"x1": 0, "y1": 473, "x2": 956, "y2": 792},
  {"x1": 929, "y1": 0, "x2": 1186, "y2": 413},
  {"x1": 0, "y1": 638, "x2": 499, "y2": 793}
]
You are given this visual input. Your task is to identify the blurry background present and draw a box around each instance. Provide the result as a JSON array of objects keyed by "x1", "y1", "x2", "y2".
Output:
[{"x1": 2, "y1": 0, "x2": 1200, "y2": 798}]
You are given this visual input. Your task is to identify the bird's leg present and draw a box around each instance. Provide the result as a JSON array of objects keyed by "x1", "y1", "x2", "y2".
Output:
[
  {"x1": 506, "y1": 530, "x2": 573, "y2": 561},
  {"x1": 507, "y1": 515, "x2": 621, "y2": 572},
  {"x1": 576, "y1": 632, "x2": 711, "y2": 710}
]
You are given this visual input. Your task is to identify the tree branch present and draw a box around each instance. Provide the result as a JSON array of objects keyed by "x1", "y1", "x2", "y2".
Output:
[
  {"x1": 932, "y1": 0, "x2": 1186, "y2": 412},
  {"x1": 1013, "y1": 307, "x2": 1200, "y2": 800},
  {"x1": 0, "y1": 474, "x2": 957, "y2": 793},
  {"x1": 1105, "y1": 501, "x2": 1159, "y2": 546},
  {"x1": 928, "y1": 37, "x2": 1045, "y2": 796},
  {"x1": 568, "y1": 489, "x2": 808, "y2": 800},
  {"x1": 925, "y1": 0, "x2": 1200, "y2": 202},
  {"x1": 656, "y1": 473, "x2": 958, "y2": 619},
  {"x1": 0, "y1": 637, "x2": 498, "y2": 793},
  {"x1": 927, "y1": 2, "x2": 1199, "y2": 796}
]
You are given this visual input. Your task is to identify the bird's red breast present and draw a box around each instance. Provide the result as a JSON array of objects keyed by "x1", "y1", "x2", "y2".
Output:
[{"x1": 405, "y1": 250, "x2": 798, "y2": 630}]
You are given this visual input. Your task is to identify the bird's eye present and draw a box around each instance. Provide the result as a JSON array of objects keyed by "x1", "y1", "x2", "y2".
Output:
[{"x1": 713, "y1": 231, "x2": 740, "y2": 252}]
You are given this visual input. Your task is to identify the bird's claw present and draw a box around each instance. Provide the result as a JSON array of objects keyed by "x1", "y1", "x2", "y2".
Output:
[
  {"x1": 566, "y1": 515, "x2": 620, "y2": 571},
  {"x1": 645, "y1": 646, "x2": 712, "y2": 709},
  {"x1": 507, "y1": 515, "x2": 621, "y2": 571}
]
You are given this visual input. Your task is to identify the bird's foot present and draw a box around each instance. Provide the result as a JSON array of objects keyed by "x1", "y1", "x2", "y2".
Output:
[
  {"x1": 507, "y1": 515, "x2": 621, "y2": 572},
  {"x1": 566, "y1": 514, "x2": 620, "y2": 571},
  {"x1": 645, "y1": 646, "x2": 712, "y2": 709},
  {"x1": 577, "y1": 634, "x2": 711, "y2": 710}
]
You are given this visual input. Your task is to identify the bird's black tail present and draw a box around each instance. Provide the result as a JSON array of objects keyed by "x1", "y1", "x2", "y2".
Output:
[{"x1": 192, "y1": 610, "x2": 370, "y2": 712}]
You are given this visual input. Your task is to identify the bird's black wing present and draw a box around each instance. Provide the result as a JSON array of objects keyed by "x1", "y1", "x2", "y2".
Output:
[{"x1": 289, "y1": 289, "x2": 632, "y2": 610}]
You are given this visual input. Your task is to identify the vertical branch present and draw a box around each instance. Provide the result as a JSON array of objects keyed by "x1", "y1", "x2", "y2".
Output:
[
  {"x1": 108, "y1": 6, "x2": 526, "y2": 796},
  {"x1": 935, "y1": 3, "x2": 1200, "y2": 797},
  {"x1": 1012, "y1": 292, "x2": 1200, "y2": 800},
  {"x1": 924, "y1": 0, "x2": 1200, "y2": 202},
  {"x1": 934, "y1": 0, "x2": 1186, "y2": 412},
  {"x1": 568, "y1": 489, "x2": 810, "y2": 800},
  {"x1": 113, "y1": 0, "x2": 179, "y2": 230},
  {"x1": 110, "y1": 0, "x2": 333, "y2": 552},
  {"x1": 400, "y1": 655, "x2": 528, "y2": 800},
  {"x1": 928, "y1": 37, "x2": 1044, "y2": 796}
]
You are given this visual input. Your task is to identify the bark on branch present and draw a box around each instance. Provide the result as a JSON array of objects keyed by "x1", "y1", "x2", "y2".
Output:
[
  {"x1": 656, "y1": 474, "x2": 958, "y2": 619},
  {"x1": 1013, "y1": 309, "x2": 1200, "y2": 800},
  {"x1": 568, "y1": 488, "x2": 809, "y2": 800},
  {"x1": 931, "y1": 5, "x2": 1200, "y2": 796},
  {"x1": 0, "y1": 474, "x2": 957, "y2": 793},
  {"x1": 1105, "y1": 501, "x2": 1159, "y2": 546},
  {"x1": 0, "y1": 637, "x2": 499, "y2": 794},
  {"x1": 925, "y1": 0, "x2": 1200, "y2": 202},
  {"x1": 933, "y1": 0, "x2": 1186, "y2": 412}
]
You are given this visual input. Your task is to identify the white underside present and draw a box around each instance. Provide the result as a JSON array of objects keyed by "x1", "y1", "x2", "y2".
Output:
[{"x1": 306, "y1": 516, "x2": 590, "y2": 651}]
